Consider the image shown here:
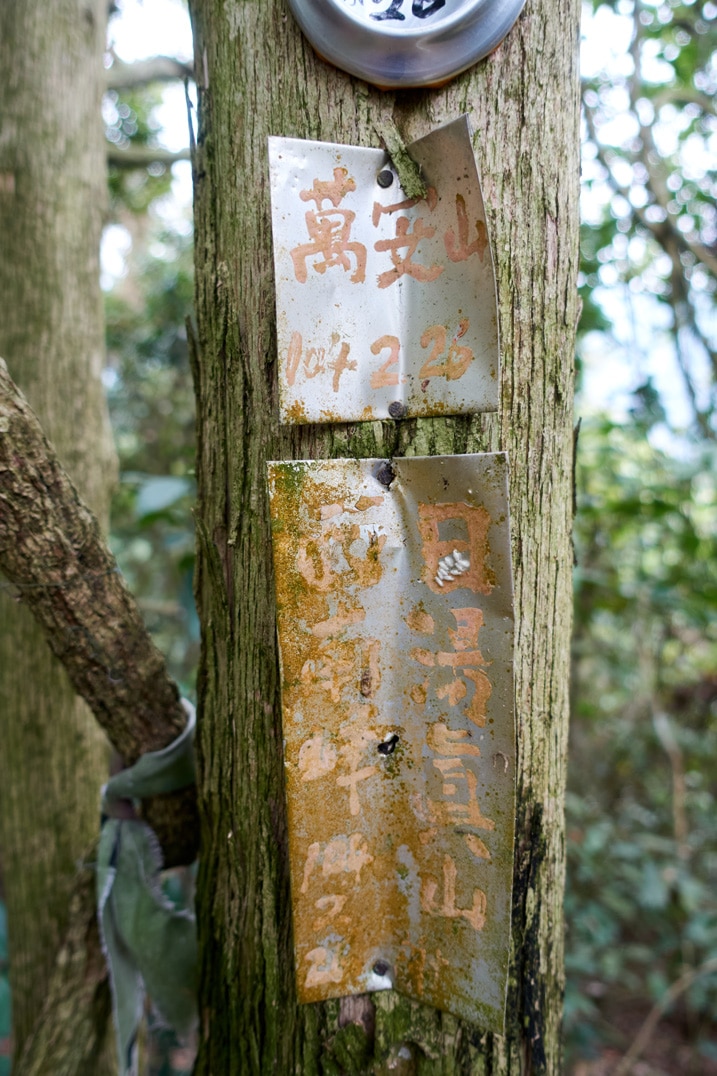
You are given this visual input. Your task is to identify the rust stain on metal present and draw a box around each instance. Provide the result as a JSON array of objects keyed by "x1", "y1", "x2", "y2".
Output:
[
  {"x1": 267, "y1": 454, "x2": 515, "y2": 1031},
  {"x1": 269, "y1": 116, "x2": 500, "y2": 425}
]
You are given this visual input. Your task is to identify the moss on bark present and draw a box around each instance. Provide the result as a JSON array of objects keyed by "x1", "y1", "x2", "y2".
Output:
[{"x1": 189, "y1": 0, "x2": 580, "y2": 1070}]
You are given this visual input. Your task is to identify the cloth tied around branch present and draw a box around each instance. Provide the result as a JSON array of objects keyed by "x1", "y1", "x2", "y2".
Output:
[{"x1": 97, "y1": 698, "x2": 197, "y2": 1076}]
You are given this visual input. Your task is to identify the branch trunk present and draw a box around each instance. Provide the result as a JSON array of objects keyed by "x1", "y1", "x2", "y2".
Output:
[
  {"x1": 106, "y1": 55, "x2": 193, "y2": 90},
  {"x1": 0, "y1": 1, "x2": 195, "y2": 1065},
  {"x1": 0, "y1": 357, "x2": 199, "y2": 865},
  {"x1": 108, "y1": 146, "x2": 191, "y2": 169},
  {"x1": 13, "y1": 865, "x2": 112, "y2": 1076},
  {"x1": 0, "y1": 1, "x2": 118, "y2": 1059},
  {"x1": 189, "y1": 0, "x2": 579, "y2": 1072}
]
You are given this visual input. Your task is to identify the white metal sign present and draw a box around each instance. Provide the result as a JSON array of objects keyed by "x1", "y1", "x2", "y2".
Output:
[
  {"x1": 269, "y1": 117, "x2": 499, "y2": 425},
  {"x1": 285, "y1": 0, "x2": 527, "y2": 89},
  {"x1": 267, "y1": 453, "x2": 515, "y2": 1031}
]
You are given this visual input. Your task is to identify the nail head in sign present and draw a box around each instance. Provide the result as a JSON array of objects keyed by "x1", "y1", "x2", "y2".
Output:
[{"x1": 285, "y1": 0, "x2": 527, "y2": 89}]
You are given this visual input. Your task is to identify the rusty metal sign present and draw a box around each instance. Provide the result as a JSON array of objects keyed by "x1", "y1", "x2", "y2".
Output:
[
  {"x1": 268, "y1": 117, "x2": 499, "y2": 425},
  {"x1": 267, "y1": 453, "x2": 515, "y2": 1031}
]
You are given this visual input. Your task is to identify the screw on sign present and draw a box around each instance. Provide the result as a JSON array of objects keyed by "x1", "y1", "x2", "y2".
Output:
[
  {"x1": 267, "y1": 454, "x2": 516, "y2": 1031},
  {"x1": 268, "y1": 117, "x2": 501, "y2": 424}
]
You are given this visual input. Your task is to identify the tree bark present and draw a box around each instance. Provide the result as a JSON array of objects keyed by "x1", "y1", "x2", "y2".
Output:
[
  {"x1": 12, "y1": 867, "x2": 113, "y2": 1076},
  {"x1": 188, "y1": 0, "x2": 579, "y2": 1071},
  {"x1": 0, "y1": 357, "x2": 199, "y2": 866},
  {"x1": 0, "y1": 0, "x2": 116, "y2": 1059}
]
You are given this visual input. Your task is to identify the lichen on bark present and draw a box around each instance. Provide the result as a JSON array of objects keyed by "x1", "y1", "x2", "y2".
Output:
[{"x1": 189, "y1": 0, "x2": 580, "y2": 1071}]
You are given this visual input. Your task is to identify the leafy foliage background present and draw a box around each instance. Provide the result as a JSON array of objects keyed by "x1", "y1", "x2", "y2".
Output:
[
  {"x1": 1, "y1": 0, "x2": 715, "y2": 1071},
  {"x1": 566, "y1": 0, "x2": 717, "y2": 1067}
]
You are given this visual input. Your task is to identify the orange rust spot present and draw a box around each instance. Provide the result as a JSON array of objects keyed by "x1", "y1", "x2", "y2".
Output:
[
  {"x1": 284, "y1": 398, "x2": 310, "y2": 424},
  {"x1": 410, "y1": 680, "x2": 428, "y2": 706},
  {"x1": 406, "y1": 604, "x2": 435, "y2": 635},
  {"x1": 354, "y1": 495, "x2": 384, "y2": 512}
]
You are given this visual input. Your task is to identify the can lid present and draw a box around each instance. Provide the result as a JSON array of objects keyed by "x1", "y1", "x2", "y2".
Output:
[{"x1": 286, "y1": 0, "x2": 526, "y2": 89}]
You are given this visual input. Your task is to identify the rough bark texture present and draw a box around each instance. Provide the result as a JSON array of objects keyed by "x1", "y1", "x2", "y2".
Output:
[
  {"x1": 0, "y1": 357, "x2": 199, "y2": 865},
  {"x1": 0, "y1": 0, "x2": 116, "y2": 1060},
  {"x1": 189, "y1": 0, "x2": 580, "y2": 1071},
  {"x1": 12, "y1": 865, "x2": 113, "y2": 1076}
]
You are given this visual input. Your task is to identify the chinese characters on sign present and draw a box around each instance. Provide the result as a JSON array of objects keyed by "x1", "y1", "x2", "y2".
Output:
[
  {"x1": 352, "y1": 0, "x2": 448, "y2": 22},
  {"x1": 267, "y1": 454, "x2": 515, "y2": 1030},
  {"x1": 285, "y1": 0, "x2": 527, "y2": 89},
  {"x1": 268, "y1": 116, "x2": 499, "y2": 424}
]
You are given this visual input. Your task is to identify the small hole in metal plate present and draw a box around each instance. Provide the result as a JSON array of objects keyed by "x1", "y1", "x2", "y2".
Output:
[
  {"x1": 377, "y1": 169, "x2": 394, "y2": 188},
  {"x1": 376, "y1": 462, "x2": 396, "y2": 487},
  {"x1": 377, "y1": 734, "x2": 399, "y2": 756}
]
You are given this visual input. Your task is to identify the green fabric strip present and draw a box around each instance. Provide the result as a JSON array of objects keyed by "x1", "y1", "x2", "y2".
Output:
[{"x1": 96, "y1": 700, "x2": 197, "y2": 1076}]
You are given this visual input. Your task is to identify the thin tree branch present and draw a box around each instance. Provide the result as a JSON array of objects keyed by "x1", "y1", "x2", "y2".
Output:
[
  {"x1": 650, "y1": 86, "x2": 716, "y2": 117},
  {"x1": 0, "y1": 357, "x2": 199, "y2": 866},
  {"x1": 583, "y1": 101, "x2": 717, "y2": 282},
  {"x1": 583, "y1": 100, "x2": 717, "y2": 423},
  {"x1": 106, "y1": 54, "x2": 193, "y2": 90},
  {"x1": 108, "y1": 145, "x2": 191, "y2": 169},
  {"x1": 614, "y1": 955, "x2": 717, "y2": 1076},
  {"x1": 373, "y1": 114, "x2": 427, "y2": 200},
  {"x1": 626, "y1": 6, "x2": 717, "y2": 281}
]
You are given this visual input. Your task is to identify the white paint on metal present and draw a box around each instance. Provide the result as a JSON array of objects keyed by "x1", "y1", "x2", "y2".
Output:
[
  {"x1": 285, "y1": 0, "x2": 527, "y2": 89},
  {"x1": 267, "y1": 453, "x2": 515, "y2": 1032},
  {"x1": 268, "y1": 117, "x2": 500, "y2": 425}
]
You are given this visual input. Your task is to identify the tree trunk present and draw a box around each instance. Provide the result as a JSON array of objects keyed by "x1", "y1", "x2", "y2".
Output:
[
  {"x1": 188, "y1": 0, "x2": 579, "y2": 1071},
  {"x1": 0, "y1": 0, "x2": 117, "y2": 1061}
]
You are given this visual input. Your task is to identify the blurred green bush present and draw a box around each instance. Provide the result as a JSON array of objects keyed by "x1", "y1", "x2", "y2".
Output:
[
  {"x1": 564, "y1": 413, "x2": 717, "y2": 1063},
  {"x1": 105, "y1": 226, "x2": 199, "y2": 698}
]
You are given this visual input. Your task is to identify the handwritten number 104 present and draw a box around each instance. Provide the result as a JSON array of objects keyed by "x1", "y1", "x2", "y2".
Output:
[{"x1": 287, "y1": 320, "x2": 474, "y2": 391}]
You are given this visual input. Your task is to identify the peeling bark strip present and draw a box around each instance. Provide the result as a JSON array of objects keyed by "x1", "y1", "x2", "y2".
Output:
[{"x1": 0, "y1": 358, "x2": 198, "y2": 866}]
